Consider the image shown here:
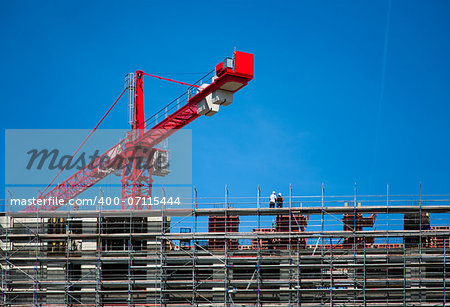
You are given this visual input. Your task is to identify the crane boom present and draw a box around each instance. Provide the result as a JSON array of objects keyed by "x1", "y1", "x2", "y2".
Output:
[{"x1": 26, "y1": 51, "x2": 254, "y2": 212}]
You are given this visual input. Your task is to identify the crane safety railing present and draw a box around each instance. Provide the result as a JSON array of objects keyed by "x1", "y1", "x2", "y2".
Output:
[{"x1": 139, "y1": 70, "x2": 215, "y2": 130}]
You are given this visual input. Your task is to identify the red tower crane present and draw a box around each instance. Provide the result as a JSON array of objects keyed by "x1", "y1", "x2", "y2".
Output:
[{"x1": 26, "y1": 51, "x2": 254, "y2": 212}]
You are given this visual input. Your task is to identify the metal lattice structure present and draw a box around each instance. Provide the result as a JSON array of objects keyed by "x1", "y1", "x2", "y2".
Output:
[{"x1": 2, "y1": 191, "x2": 450, "y2": 306}]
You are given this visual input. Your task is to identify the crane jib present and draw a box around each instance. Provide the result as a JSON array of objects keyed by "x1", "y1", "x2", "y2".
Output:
[{"x1": 25, "y1": 51, "x2": 254, "y2": 212}]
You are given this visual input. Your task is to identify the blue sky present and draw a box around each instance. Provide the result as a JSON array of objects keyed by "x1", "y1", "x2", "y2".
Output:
[{"x1": 1, "y1": 0, "x2": 450, "y2": 211}]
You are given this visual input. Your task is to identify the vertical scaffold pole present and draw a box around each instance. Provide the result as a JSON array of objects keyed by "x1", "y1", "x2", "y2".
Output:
[
  {"x1": 353, "y1": 183, "x2": 357, "y2": 304},
  {"x1": 257, "y1": 186, "x2": 261, "y2": 306},
  {"x1": 34, "y1": 210, "x2": 39, "y2": 307},
  {"x1": 224, "y1": 185, "x2": 229, "y2": 306},
  {"x1": 96, "y1": 208, "x2": 102, "y2": 306},
  {"x1": 296, "y1": 241, "x2": 300, "y2": 306},
  {"x1": 364, "y1": 236, "x2": 367, "y2": 307},
  {"x1": 65, "y1": 213, "x2": 70, "y2": 306},
  {"x1": 128, "y1": 210, "x2": 132, "y2": 307},
  {"x1": 321, "y1": 183, "x2": 324, "y2": 293},
  {"x1": 386, "y1": 183, "x2": 390, "y2": 305},
  {"x1": 257, "y1": 186, "x2": 260, "y2": 231},
  {"x1": 444, "y1": 238, "x2": 447, "y2": 303},
  {"x1": 403, "y1": 236, "x2": 406, "y2": 307},
  {"x1": 192, "y1": 186, "x2": 197, "y2": 305},
  {"x1": 160, "y1": 191, "x2": 166, "y2": 306},
  {"x1": 288, "y1": 184, "x2": 293, "y2": 304},
  {"x1": 419, "y1": 182, "x2": 423, "y2": 303},
  {"x1": 329, "y1": 237, "x2": 333, "y2": 306},
  {"x1": 2, "y1": 206, "x2": 9, "y2": 306}
]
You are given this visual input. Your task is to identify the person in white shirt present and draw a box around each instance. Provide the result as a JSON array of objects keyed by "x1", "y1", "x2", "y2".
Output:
[{"x1": 269, "y1": 191, "x2": 276, "y2": 208}]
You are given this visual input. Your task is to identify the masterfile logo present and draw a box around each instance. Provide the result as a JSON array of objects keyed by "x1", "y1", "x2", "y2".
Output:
[
  {"x1": 5, "y1": 129, "x2": 192, "y2": 211},
  {"x1": 25, "y1": 147, "x2": 167, "y2": 175}
]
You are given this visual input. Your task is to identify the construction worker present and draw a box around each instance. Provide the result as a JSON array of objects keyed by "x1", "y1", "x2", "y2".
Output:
[
  {"x1": 269, "y1": 191, "x2": 276, "y2": 208},
  {"x1": 276, "y1": 193, "x2": 283, "y2": 208}
]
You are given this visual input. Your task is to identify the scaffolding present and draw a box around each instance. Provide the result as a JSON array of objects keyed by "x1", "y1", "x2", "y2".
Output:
[{"x1": 2, "y1": 191, "x2": 450, "y2": 306}]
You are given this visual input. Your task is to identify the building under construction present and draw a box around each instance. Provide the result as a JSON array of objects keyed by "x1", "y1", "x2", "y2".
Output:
[
  {"x1": 2, "y1": 192, "x2": 450, "y2": 306},
  {"x1": 2, "y1": 51, "x2": 450, "y2": 306}
]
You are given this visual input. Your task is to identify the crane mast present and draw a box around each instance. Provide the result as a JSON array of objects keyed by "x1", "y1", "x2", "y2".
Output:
[
  {"x1": 121, "y1": 70, "x2": 152, "y2": 209},
  {"x1": 26, "y1": 51, "x2": 254, "y2": 212}
]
